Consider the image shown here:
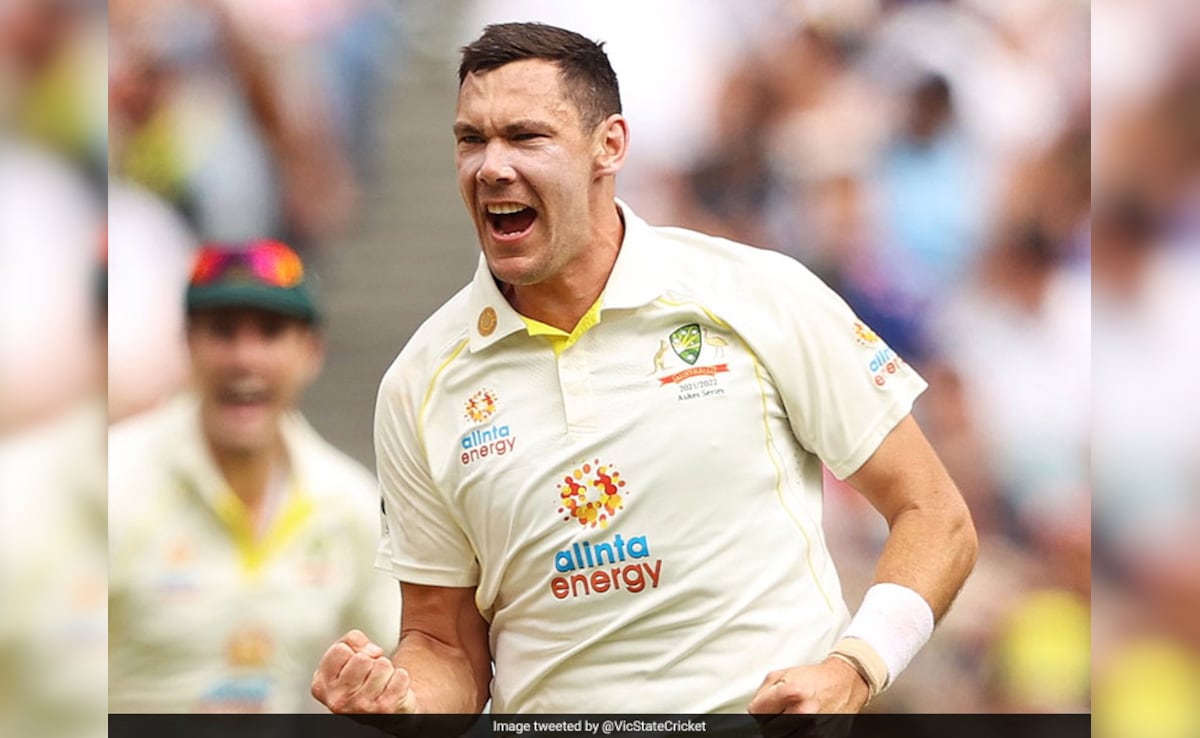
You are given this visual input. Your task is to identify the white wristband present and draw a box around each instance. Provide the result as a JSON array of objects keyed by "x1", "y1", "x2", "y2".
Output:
[{"x1": 839, "y1": 582, "x2": 935, "y2": 690}]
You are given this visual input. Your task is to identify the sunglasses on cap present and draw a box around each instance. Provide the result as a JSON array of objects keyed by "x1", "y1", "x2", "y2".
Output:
[{"x1": 189, "y1": 240, "x2": 305, "y2": 288}]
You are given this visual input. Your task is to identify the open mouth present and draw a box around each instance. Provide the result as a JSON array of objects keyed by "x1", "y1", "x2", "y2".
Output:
[
  {"x1": 217, "y1": 379, "x2": 271, "y2": 409},
  {"x1": 486, "y1": 202, "x2": 538, "y2": 240}
]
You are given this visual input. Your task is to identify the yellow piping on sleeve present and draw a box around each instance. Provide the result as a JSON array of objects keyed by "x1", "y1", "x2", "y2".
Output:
[{"x1": 417, "y1": 339, "x2": 470, "y2": 458}]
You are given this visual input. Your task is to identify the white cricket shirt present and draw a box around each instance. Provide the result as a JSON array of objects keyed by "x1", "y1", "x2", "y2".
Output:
[
  {"x1": 109, "y1": 395, "x2": 399, "y2": 713},
  {"x1": 375, "y1": 202, "x2": 926, "y2": 713}
]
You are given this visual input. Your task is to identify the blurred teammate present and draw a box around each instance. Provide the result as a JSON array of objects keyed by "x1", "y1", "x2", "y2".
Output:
[
  {"x1": 312, "y1": 23, "x2": 976, "y2": 715},
  {"x1": 109, "y1": 239, "x2": 398, "y2": 712}
]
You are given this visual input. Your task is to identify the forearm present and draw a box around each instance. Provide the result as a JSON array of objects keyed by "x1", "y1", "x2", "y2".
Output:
[
  {"x1": 871, "y1": 493, "x2": 977, "y2": 621},
  {"x1": 393, "y1": 631, "x2": 489, "y2": 713}
]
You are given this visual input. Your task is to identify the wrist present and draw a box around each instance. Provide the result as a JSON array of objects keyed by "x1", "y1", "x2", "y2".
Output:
[
  {"x1": 827, "y1": 653, "x2": 872, "y2": 707},
  {"x1": 834, "y1": 582, "x2": 935, "y2": 697},
  {"x1": 828, "y1": 637, "x2": 887, "y2": 704}
]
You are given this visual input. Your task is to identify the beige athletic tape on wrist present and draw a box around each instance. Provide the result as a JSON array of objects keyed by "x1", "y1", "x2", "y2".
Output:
[{"x1": 830, "y1": 637, "x2": 888, "y2": 701}]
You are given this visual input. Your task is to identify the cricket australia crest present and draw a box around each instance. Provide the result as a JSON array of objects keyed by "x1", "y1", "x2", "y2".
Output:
[{"x1": 669, "y1": 323, "x2": 702, "y2": 366}]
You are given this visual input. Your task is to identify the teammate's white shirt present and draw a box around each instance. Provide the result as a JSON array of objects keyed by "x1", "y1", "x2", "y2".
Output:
[
  {"x1": 375, "y1": 202, "x2": 926, "y2": 713},
  {"x1": 109, "y1": 394, "x2": 399, "y2": 713},
  {"x1": 0, "y1": 403, "x2": 106, "y2": 738}
]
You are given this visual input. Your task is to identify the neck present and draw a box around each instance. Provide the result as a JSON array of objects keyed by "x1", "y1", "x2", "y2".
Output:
[
  {"x1": 506, "y1": 199, "x2": 625, "y2": 331},
  {"x1": 210, "y1": 438, "x2": 286, "y2": 511}
]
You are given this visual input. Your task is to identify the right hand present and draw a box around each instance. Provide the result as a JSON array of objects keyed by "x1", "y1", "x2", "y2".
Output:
[{"x1": 311, "y1": 630, "x2": 418, "y2": 714}]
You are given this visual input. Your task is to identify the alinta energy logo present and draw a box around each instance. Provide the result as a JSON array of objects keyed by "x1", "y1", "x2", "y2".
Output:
[
  {"x1": 867, "y1": 346, "x2": 907, "y2": 389},
  {"x1": 852, "y1": 321, "x2": 906, "y2": 388},
  {"x1": 550, "y1": 459, "x2": 663, "y2": 600},
  {"x1": 459, "y1": 388, "x2": 515, "y2": 465}
]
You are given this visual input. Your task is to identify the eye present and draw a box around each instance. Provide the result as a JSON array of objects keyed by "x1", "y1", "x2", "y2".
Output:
[
  {"x1": 513, "y1": 133, "x2": 545, "y2": 142},
  {"x1": 457, "y1": 134, "x2": 484, "y2": 145},
  {"x1": 207, "y1": 316, "x2": 236, "y2": 340},
  {"x1": 257, "y1": 315, "x2": 289, "y2": 339}
]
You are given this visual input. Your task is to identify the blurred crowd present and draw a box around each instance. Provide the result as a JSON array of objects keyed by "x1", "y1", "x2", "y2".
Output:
[
  {"x1": 109, "y1": 0, "x2": 402, "y2": 253},
  {"x1": 107, "y1": 0, "x2": 407, "y2": 420},
  {"x1": 1, "y1": 0, "x2": 1199, "y2": 731},
  {"x1": 1091, "y1": 0, "x2": 1200, "y2": 736}
]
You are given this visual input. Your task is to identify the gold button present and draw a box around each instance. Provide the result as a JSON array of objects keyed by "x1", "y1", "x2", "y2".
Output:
[{"x1": 477, "y1": 307, "x2": 498, "y2": 336}]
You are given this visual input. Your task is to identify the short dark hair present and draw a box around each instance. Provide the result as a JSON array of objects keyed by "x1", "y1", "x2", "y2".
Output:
[{"x1": 459, "y1": 22, "x2": 622, "y2": 130}]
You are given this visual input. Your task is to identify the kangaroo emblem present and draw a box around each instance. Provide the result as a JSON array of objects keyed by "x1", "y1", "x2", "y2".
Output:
[
  {"x1": 703, "y1": 327, "x2": 729, "y2": 357},
  {"x1": 652, "y1": 339, "x2": 669, "y2": 373}
]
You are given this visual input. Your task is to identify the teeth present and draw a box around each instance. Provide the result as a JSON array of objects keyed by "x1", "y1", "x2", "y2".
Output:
[
  {"x1": 230, "y1": 378, "x2": 265, "y2": 393},
  {"x1": 225, "y1": 379, "x2": 267, "y2": 403},
  {"x1": 486, "y1": 203, "x2": 528, "y2": 215}
]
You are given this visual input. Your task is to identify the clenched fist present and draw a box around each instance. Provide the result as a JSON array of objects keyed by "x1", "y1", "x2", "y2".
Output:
[
  {"x1": 311, "y1": 630, "x2": 418, "y2": 714},
  {"x1": 747, "y1": 657, "x2": 870, "y2": 715}
]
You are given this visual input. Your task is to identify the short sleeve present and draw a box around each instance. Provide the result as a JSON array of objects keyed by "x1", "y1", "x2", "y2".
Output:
[
  {"x1": 326, "y1": 464, "x2": 401, "y2": 652},
  {"x1": 373, "y1": 361, "x2": 481, "y2": 587},
  {"x1": 732, "y1": 252, "x2": 928, "y2": 480}
]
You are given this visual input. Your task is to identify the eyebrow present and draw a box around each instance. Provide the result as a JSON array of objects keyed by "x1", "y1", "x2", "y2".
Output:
[
  {"x1": 453, "y1": 119, "x2": 555, "y2": 137},
  {"x1": 452, "y1": 122, "x2": 480, "y2": 137}
]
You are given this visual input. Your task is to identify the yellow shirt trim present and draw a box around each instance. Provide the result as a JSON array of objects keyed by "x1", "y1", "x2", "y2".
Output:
[
  {"x1": 519, "y1": 296, "x2": 604, "y2": 356},
  {"x1": 419, "y1": 339, "x2": 470, "y2": 456},
  {"x1": 213, "y1": 479, "x2": 315, "y2": 577}
]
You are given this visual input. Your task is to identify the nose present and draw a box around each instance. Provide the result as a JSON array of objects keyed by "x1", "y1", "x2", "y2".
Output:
[
  {"x1": 476, "y1": 139, "x2": 515, "y2": 186},
  {"x1": 228, "y1": 324, "x2": 269, "y2": 368}
]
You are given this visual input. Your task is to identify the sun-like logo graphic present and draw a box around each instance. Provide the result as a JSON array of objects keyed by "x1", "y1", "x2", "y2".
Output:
[
  {"x1": 854, "y1": 321, "x2": 881, "y2": 346},
  {"x1": 226, "y1": 625, "x2": 275, "y2": 668},
  {"x1": 556, "y1": 459, "x2": 630, "y2": 529},
  {"x1": 464, "y1": 389, "x2": 498, "y2": 423}
]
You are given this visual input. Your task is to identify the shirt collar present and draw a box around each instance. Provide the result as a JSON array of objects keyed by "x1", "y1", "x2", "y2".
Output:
[{"x1": 466, "y1": 199, "x2": 664, "y2": 353}]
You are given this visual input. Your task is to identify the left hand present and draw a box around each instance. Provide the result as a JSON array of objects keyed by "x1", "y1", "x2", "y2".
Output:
[{"x1": 747, "y1": 657, "x2": 871, "y2": 715}]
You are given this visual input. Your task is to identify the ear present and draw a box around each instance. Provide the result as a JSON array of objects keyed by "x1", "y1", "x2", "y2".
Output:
[
  {"x1": 593, "y1": 114, "x2": 629, "y2": 178},
  {"x1": 184, "y1": 317, "x2": 201, "y2": 350},
  {"x1": 302, "y1": 329, "x2": 327, "y2": 385}
]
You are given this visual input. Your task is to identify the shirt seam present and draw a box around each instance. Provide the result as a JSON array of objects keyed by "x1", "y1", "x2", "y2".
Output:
[{"x1": 416, "y1": 338, "x2": 470, "y2": 461}]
